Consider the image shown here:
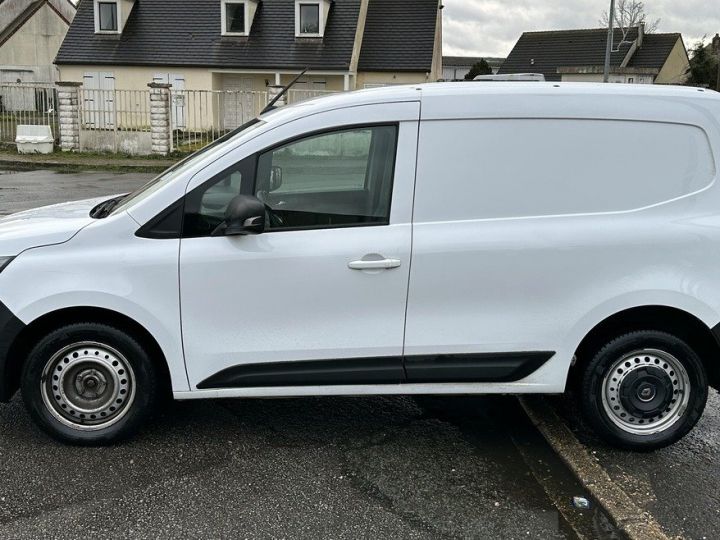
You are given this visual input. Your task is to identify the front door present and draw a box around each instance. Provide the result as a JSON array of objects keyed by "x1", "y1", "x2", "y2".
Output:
[
  {"x1": 222, "y1": 75, "x2": 256, "y2": 129},
  {"x1": 82, "y1": 71, "x2": 115, "y2": 129},
  {"x1": 179, "y1": 106, "x2": 420, "y2": 390}
]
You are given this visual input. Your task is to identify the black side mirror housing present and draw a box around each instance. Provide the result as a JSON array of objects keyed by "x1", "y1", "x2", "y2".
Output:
[{"x1": 212, "y1": 195, "x2": 266, "y2": 236}]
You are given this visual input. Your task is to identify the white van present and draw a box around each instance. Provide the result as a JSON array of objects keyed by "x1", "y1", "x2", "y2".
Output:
[{"x1": 1, "y1": 82, "x2": 719, "y2": 449}]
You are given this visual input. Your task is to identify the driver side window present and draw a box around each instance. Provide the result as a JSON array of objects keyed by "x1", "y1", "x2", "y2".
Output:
[
  {"x1": 182, "y1": 124, "x2": 398, "y2": 238},
  {"x1": 255, "y1": 125, "x2": 397, "y2": 231},
  {"x1": 183, "y1": 158, "x2": 253, "y2": 238}
]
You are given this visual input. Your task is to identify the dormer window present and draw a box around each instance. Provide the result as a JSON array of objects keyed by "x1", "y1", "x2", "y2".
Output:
[
  {"x1": 295, "y1": 0, "x2": 330, "y2": 37},
  {"x1": 299, "y1": 4, "x2": 319, "y2": 33},
  {"x1": 94, "y1": 0, "x2": 119, "y2": 33},
  {"x1": 221, "y1": 0, "x2": 258, "y2": 36},
  {"x1": 224, "y1": 1, "x2": 246, "y2": 34}
]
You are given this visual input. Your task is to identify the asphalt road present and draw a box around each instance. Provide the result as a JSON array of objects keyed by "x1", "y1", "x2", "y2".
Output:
[
  {"x1": 0, "y1": 169, "x2": 598, "y2": 539},
  {"x1": 2, "y1": 167, "x2": 719, "y2": 539},
  {"x1": 0, "y1": 169, "x2": 152, "y2": 217},
  {"x1": 554, "y1": 389, "x2": 720, "y2": 539},
  {"x1": 0, "y1": 395, "x2": 596, "y2": 539}
]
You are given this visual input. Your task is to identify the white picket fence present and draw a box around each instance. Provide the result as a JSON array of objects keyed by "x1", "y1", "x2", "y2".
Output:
[
  {"x1": 76, "y1": 86, "x2": 336, "y2": 154},
  {"x1": 0, "y1": 84, "x2": 58, "y2": 144},
  {"x1": 1, "y1": 83, "x2": 336, "y2": 153},
  {"x1": 170, "y1": 88, "x2": 336, "y2": 152}
]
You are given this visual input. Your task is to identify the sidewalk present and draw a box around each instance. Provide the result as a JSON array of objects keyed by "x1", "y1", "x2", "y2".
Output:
[{"x1": 0, "y1": 148, "x2": 177, "y2": 173}]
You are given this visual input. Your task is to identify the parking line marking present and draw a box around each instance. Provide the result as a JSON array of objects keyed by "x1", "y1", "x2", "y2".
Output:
[{"x1": 519, "y1": 396, "x2": 673, "y2": 540}]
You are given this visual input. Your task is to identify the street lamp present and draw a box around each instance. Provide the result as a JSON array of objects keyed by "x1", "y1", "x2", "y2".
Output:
[{"x1": 603, "y1": 0, "x2": 616, "y2": 83}]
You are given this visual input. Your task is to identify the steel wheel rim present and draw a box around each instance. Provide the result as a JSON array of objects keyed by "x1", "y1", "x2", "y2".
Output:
[
  {"x1": 40, "y1": 342, "x2": 136, "y2": 431},
  {"x1": 601, "y1": 348, "x2": 691, "y2": 436}
]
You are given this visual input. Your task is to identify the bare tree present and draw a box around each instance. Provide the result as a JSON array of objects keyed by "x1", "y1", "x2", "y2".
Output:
[{"x1": 599, "y1": 0, "x2": 660, "y2": 45}]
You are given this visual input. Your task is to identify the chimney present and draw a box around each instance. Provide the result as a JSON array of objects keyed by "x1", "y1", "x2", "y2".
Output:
[
  {"x1": 637, "y1": 22, "x2": 645, "y2": 47},
  {"x1": 712, "y1": 33, "x2": 720, "y2": 54}
]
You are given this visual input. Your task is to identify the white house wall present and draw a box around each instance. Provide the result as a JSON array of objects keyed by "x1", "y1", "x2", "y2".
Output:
[
  {"x1": 59, "y1": 65, "x2": 214, "y2": 91},
  {"x1": 0, "y1": 3, "x2": 69, "y2": 82},
  {"x1": 560, "y1": 73, "x2": 655, "y2": 84},
  {"x1": 656, "y1": 38, "x2": 690, "y2": 85},
  {"x1": 356, "y1": 71, "x2": 433, "y2": 88}
]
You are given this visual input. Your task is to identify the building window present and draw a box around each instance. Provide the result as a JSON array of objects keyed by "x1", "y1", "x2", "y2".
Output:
[
  {"x1": 97, "y1": 1, "x2": 118, "y2": 32},
  {"x1": 299, "y1": 3, "x2": 320, "y2": 34},
  {"x1": 224, "y1": 1, "x2": 246, "y2": 34}
]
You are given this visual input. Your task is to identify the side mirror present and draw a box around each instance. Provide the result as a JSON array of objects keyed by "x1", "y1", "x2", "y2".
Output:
[
  {"x1": 270, "y1": 165, "x2": 283, "y2": 191},
  {"x1": 212, "y1": 195, "x2": 266, "y2": 236}
]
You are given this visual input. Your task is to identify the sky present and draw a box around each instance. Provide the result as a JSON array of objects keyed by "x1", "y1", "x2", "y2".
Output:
[{"x1": 442, "y1": 0, "x2": 720, "y2": 58}]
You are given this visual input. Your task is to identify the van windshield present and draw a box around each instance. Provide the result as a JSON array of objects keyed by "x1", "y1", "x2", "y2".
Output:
[{"x1": 98, "y1": 118, "x2": 265, "y2": 218}]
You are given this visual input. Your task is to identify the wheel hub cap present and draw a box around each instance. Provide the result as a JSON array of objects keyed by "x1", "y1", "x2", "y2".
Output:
[
  {"x1": 75, "y1": 368, "x2": 108, "y2": 399},
  {"x1": 40, "y1": 342, "x2": 136, "y2": 432},
  {"x1": 618, "y1": 366, "x2": 673, "y2": 418},
  {"x1": 601, "y1": 349, "x2": 691, "y2": 436}
]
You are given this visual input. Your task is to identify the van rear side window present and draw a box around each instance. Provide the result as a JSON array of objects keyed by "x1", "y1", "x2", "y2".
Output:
[{"x1": 414, "y1": 119, "x2": 716, "y2": 221}]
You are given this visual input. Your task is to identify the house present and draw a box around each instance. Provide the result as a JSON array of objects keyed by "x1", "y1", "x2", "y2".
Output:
[
  {"x1": 54, "y1": 0, "x2": 442, "y2": 94},
  {"x1": 0, "y1": 0, "x2": 76, "y2": 84},
  {"x1": 499, "y1": 25, "x2": 689, "y2": 84},
  {"x1": 441, "y1": 56, "x2": 504, "y2": 80}
]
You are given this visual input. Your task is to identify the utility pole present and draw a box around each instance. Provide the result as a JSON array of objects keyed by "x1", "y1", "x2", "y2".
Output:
[{"x1": 603, "y1": 0, "x2": 616, "y2": 83}]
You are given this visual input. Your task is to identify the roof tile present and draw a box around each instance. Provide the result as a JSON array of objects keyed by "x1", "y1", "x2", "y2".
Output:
[
  {"x1": 56, "y1": 0, "x2": 360, "y2": 70},
  {"x1": 498, "y1": 27, "x2": 681, "y2": 81}
]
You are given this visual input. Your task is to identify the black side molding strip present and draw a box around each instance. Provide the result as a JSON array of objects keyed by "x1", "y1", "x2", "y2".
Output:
[
  {"x1": 197, "y1": 357, "x2": 406, "y2": 389},
  {"x1": 404, "y1": 352, "x2": 555, "y2": 383},
  {"x1": 196, "y1": 351, "x2": 554, "y2": 390}
]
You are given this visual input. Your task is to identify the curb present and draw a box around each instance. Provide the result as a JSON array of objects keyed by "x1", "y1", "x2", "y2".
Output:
[
  {"x1": 0, "y1": 156, "x2": 173, "y2": 173},
  {"x1": 519, "y1": 396, "x2": 672, "y2": 540}
]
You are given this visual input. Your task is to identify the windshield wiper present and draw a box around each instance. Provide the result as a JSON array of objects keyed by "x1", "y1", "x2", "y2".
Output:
[{"x1": 90, "y1": 195, "x2": 126, "y2": 219}]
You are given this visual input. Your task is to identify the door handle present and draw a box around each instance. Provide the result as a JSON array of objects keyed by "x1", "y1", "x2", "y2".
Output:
[{"x1": 348, "y1": 258, "x2": 402, "y2": 270}]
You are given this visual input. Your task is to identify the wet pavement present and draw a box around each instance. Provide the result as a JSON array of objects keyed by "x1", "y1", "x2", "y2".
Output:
[
  {"x1": 0, "y1": 169, "x2": 155, "y2": 216},
  {"x1": 2, "y1": 167, "x2": 719, "y2": 538},
  {"x1": 553, "y1": 389, "x2": 720, "y2": 540},
  {"x1": 0, "y1": 395, "x2": 605, "y2": 539},
  {"x1": 0, "y1": 169, "x2": 602, "y2": 538}
]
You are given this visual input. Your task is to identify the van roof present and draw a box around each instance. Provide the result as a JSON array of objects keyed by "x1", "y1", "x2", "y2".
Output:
[{"x1": 286, "y1": 82, "x2": 719, "y2": 115}]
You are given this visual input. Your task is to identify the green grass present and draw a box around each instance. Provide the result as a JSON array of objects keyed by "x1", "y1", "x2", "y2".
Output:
[{"x1": 0, "y1": 145, "x2": 177, "y2": 173}]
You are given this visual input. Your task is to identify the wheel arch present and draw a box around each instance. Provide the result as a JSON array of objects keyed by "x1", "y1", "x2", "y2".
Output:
[
  {"x1": 2, "y1": 306, "x2": 173, "y2": 403},
  {"x1": 569, "y1": 305, "x2": 720, "y2": 389}
]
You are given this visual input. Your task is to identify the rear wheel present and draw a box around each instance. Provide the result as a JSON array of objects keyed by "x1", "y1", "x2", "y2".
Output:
[
  {"x1": 21, "y1": 323, "x2": 157, "y2": 445},
  {"x1": 579, "y1": 330, "x2": 708, "y2": 450}
]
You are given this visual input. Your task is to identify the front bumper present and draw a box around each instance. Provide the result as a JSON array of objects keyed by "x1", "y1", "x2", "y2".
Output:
[{"x1": 0, "y1": 300, "x2": 26, "y2": 402}]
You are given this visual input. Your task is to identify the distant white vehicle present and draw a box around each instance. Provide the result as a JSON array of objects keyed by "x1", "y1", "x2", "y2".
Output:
[
  {"x1": 473, "y1": 73, "x2": 546, "y2": 81},
  {"x1": 0, "y1": 82, "x2": 719, "y2": 449}
]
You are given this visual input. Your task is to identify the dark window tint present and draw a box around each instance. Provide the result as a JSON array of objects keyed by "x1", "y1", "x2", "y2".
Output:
[
  {"x1": 299, "y1": 4, "x2": 320, "y2": 33},
  {"x1": 255, "y1": 125, "x2": 398, "y2": 231},
  {"x1": 183, "y1": 158, "x2": 253, "y2": 238},
  {"x1": 225, "y1": 2, "x2": 245, "y2": 33},
  {"x1": 98, "y1": 2, "x2": 117, "y2": 31}
]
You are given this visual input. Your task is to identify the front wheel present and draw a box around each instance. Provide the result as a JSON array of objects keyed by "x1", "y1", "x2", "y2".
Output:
[
  {"x1": 21, "y1": 323, "x2": 158, "y2": 445},
  {"x1": 579, "y1": 330, "x2": 708, "y2": 451}
]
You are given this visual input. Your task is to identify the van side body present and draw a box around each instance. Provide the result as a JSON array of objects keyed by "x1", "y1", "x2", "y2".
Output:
[{"x1": 0, "y1": 83, "x2": 719, "y2": 447}]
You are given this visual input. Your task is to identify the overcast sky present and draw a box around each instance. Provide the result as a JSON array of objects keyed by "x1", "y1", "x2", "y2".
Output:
[{"x1": 442, "y1": 0, "x2": 720, "y2": 58}]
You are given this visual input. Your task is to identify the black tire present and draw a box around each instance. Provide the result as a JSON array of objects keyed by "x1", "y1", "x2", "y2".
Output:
[
  {"x1": 579, "y1": 330, "x2": 708, "y2": 451},
  {"x1": 21, "y1": 323, "x2": 158, "y2": 445}
]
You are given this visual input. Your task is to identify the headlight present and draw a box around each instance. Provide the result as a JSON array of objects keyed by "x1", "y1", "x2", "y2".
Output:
[{"x1": 0, "y1": 256, "x2": 14, "y2": 273}]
